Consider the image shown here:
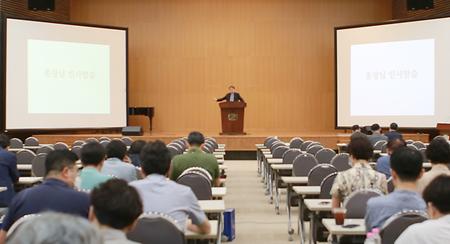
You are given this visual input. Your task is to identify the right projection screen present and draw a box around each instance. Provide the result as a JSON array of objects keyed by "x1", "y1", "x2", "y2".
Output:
[{"x1": 336, "y1": 16, "x2": 450, "y2": 128}]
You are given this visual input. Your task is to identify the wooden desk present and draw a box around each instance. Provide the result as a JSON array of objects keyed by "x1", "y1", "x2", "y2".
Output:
[
  {"x1": 212, "y1": 187, "x2": 227, "y2": 198},
  {"x1": 293, "y1": 186, "x2": 321, "y2": 244},
  {"x1": 186, "y1": 220, "x2": 218, "y2": 240},
  {"x1": 322, "y1": 218, "x2": 366, "y2": 236}
]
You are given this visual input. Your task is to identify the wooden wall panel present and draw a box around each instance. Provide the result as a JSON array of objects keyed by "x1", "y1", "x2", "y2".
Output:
[
  {"x1": 393, "y1": 0, "x2": 450, "y2": 19},
  {"x1": 70, "y1": 0, "x2": 392, "y2": 134}
]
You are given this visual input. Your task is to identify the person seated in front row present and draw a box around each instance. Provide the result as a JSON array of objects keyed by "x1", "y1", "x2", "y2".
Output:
[
  {"x1": 101, "y1": 140, "x2": 138, "y2": 182},
  {"x1": 128, "y1": 140, "x2": 147, "y2": 167},
  {"x1": 0, "y1": 150, "x2": 90, "y2": 243},
  {"x1": 77, "y1": 142, "x2": 111, "y2": 191},
  {"x1": 330, "y1": 136, "x2": 388, "y2": 208},
  {"x1": 395, "y1": 175, "x2": 450, "y2": 244},
  {"x1": 384, "y1": 122, "x2": 403, "y2": 141},
  {"x1": 376, "y1": 138, "x2": 406, "y2": 178},
  {"x1": 417, "y1": 136, "x2": 450, "y2": 194},
  {"x1": 129, "y1": 141, "x2": 211, "y2": 234},
  {"x1": 0, "y1": 134, "x2": 20, "y2": 208},
  {"x1": 367, "y1": 123, "x2": 388, "y2": 146},
  {"x1": 90, "y1": 179, "x2": 142, "y2": 244},
  {"x1": 170, "y1": 131, "x2": 220, "y2": 186},
  {"x1": 365, "y1": 147, "x2": 426, "y2": 230}
]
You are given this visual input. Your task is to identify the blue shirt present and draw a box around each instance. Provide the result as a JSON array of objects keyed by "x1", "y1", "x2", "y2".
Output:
[
  {"x1": 376, "y1": 155, "x2": 391, "y2": 178},
  {"x1": 101, "y1": 158, "x2": 138, "y2": 182},
  {"x1": 1, "y1": 178, "x2": 90, "y2": 231},
  {"x1": 0, "y1": 149, "x2": 20, "y2": 207},
  {"x1": 365, "y1": 189, "x2": 426, "y2": 231},
  {"x1": 78, "y1": 167, "x2": 111, "y2": 191}
]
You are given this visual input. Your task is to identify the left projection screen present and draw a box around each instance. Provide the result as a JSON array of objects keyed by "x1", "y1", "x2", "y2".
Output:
[{"x1": 5, "y1": 18, "x2": 127, "y2": 130}]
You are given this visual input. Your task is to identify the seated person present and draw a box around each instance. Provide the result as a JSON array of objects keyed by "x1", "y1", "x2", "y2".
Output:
[
  {"x1": 376, "y1": 138, "x2": 406, "y2": 178},
  {"x1": 101, "y1": 140, "x2": 138, "y2": 182},
  {"x1": 130, "y1": 141, "x2": 211, "y2": 234},
  {"x1": 417, "y1": 136, "x2": 450, "y2": 194},
  {"x1": 368, "y1": 123, "x2": 388, "y2": 146},
  {"x1": 366, "y1": 147, "x2": 426, "y2": 230},
  {"x1": 170, "y1": 131, "x2": 220, "y2": 186},
  {"x1": 395, "y1": 175, "x2": 450, "y2": 244},
  {"x1": 90, "y1": 179, "x2": 142, "y2": 244},
  {"x1": 0, "y1": 150, "x2": 90, "y2": 242},
  {"x1": 6, "y1": 212, "x2": 102, "y2": 244},
  {"x1": 384, "y1": 122, "x2": 403, "y2": 141},
  {"x1": 128, "y1": 140, "x2": 146, "y2": 167},
  {"x1": 0, "y1": 134, "x2": 20, "y2": 207},
  {"x1": 78, "y1": 142, "x2": 111, "y2": 191},
  {"x1": 331, "y1": 136, "x2": 388, "y2": 208}
]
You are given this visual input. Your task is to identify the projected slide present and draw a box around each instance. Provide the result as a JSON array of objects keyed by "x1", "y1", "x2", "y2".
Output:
[
  {"x1": 336, "y1": 16, "x2": 450, "y2": 128},
  {"x1": 350, "y1": 39, "x2": 435, "y2": 116},
  {"x1": 28, "y1": 40, "x2": 110, "y2": 114}
]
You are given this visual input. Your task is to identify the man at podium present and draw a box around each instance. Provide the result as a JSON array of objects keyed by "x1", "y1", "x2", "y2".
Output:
[{"x1": 216, "y1": 85, "x2": 245, "y2": 103}]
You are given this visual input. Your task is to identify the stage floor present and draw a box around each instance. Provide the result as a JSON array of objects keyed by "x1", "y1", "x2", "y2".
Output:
[{"x1": 34, "y1": 132, "x2": 429, "y2": 151}]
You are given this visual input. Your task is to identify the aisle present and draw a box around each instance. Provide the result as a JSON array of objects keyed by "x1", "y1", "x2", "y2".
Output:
[{"x1": 224, "y1": 160, "x2": 301, "y2": 244}]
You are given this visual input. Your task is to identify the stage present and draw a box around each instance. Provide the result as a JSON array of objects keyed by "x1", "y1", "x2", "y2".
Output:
[{"x1": 33, "y1": 132, "x2": 429, "y2": 151}]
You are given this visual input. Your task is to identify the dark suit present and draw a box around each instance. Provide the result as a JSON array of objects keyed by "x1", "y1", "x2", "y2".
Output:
[
  {"x1": 384, "y1": 131, "x2": 403, "y2": 141},
  {"x1": 0, "y1": 148, "x2": 20, "y2": 207},
  {"x1": 217, "y1": 92, "x2": 245, "y2": 103}
]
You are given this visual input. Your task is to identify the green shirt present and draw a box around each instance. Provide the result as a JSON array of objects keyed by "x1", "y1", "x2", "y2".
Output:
[
  {"x1": 79, "y1": 167, "x2": 112, "y2": 191},
  {"x1": 170, "y1": 147, "x2": 220, "y2": 182}
]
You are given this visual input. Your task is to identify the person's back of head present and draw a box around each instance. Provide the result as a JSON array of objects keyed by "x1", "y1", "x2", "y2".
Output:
[
  {"x1": 348, "y1": 136, "x2": 373, "y2": 161},
  {"x1": 389, "y1": 122, "x2": 398, "y2": 131},
  {"x1": 371, "y1": 123, "x2": 381, "y2": 133},
  {"x1": 6, "y1": 212, "x2": 103, "y2": 244},
  {"x1": 0, "y1": 134, "x2": 10, "y2": 149},
  {"x1": 390, "y1": 147, "x2": 423, "y2": 182},
  {"x1": 351, "y1": 124, "x2": 360, "y2": 132},
  {"x1": 105, "y1": 140, "x2": 127, "y2": 160},
  {"x1": 45, "y1": 150, "x2": 78, "y2": 177},
  {"x1": 387, "y1": 138, "x2": 406, "y2": 155},
  {"x1": 129, "y1": 140, "x2": 146, "y2": 154},
  {"x1": 187, "y1": 131, "x2": 205, "y2": 147},
  {"x1": 91, "y1": 179, "x2": 142, "y2": 231},
  {"x1": 426, "y1": 137, "x2": 450, "y2": 165},
  {"x1": 423, "y1": 175, "x2": 450, "y2": 218},
  {"x1": 140, "y1": 140, "x2": 171, "y2": 176},
  {"x1": 81, "y1": 142, "x2": 105, "y2": 167}
]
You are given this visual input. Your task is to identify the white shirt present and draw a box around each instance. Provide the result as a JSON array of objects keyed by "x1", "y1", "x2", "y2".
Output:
[{"x1": 395, "y1": 215, "x2": 450, "y2": 244}]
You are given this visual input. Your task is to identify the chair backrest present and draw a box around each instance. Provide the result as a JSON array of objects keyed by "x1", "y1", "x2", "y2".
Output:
[
  {"x1": 419, "y1": 148, "x2": 428, "y2": 162},
  {"x1": 381, "y1": 143, "x2": 388, "y2": 153},
  {"x1": 167, "y1": 145, "x2": 181, "y2": 159},
  {"x1": 407, "y1": 144, "x2": 419, "y2": 151},
  {"x1": 319, "y1": 172, "x2": 338, "y2": 199},
  {"x1": 16, "y1": 149, "x2": 37, "y2": 165},
  {"x1": 306, "y1": 142, "x2": 322, "y2": 151},
  {"x1": 127, "y1": 213, "x2": 185, "y2": 244},
  {"x1": 53, "y1": 142, "x2": 69, "y2": 151},
  {"x1": 121, "y1": 137, "x2": 134, "y2": 146},
  {"x1": 331, "y1": 153, "x2": 351, "y2": 172},
  {"x1": 85, "y1": 137, "x2": 99, "y2": 143},
  {"x1": 99, "y1": 140, "x2": 110, "y2": 148},
  {"x1": 172, "y1": 140, "x2": 187, "y2": 151},
  {"x1": 31, "y1": 153, "x2": 47, "y2": 177},
  {"x1": 387, "y1": 177, "x2": 395, "y2": 193},
  {"x1": 307, "y1": 164, "x2": 338, "y2": 186},
  {"x1": 71, "y1": 146, "x2": 82, "y2": 159},
  {"x1": 292, "y1": 153, "x2": 318, "y2": 176},
  {"x1": 36, "y1": 145, "x2": 54, "y2": 155},
  {"x1": 99, "y1": 136, "x2": 111, "y2": 142},
  {"x1": 412, "y1": 141, "x2": 426, "y2": 150},
  {"x1": 24, "y1": 137, "x2": 39, "y2": 146},
  {"x1": 405, "y1": 139, "x2": 414, "y2": 144},
  {"x1": 176, "y1": 169, "x2": 212, "y2": 200},
  {"x1": 7, "y1": 214, "x2": 40, "y2": 238},
  {"x1": 289, "y1": 137, "x2": 304, "y2": 149},
  {"x1": 201, "y1": 144, "x2": 213, "y2": 153},
  {"x1": 343, "y1": 189, "x2": 383, "y2": 218},
  {"x1": 300, "y1": 140, "x2": 313, "y2": 152},
  {"x1": 380, "y1": 210, "x2": 428, "y2": 244},
  {"x1": 264, "y1": 137, "x2": 279, "y2": 148},
  {"x1": 315, "y1": 148, "x2": 337, "y2": 164},
  {"x1": 270, "y1": 142, "x2": 286, "y2": 153},
  {"x1": 9, "y1": 138, "x2": 23, "y2": 149},
  {"x1": 374, "y1": 140, "x2": 387, "y2": 151},
  {"x1": 72, "y1": 140, "x2": 85, "y2": 147},
  {"x1": 306, "y1": 145, "x2": 324, "y2": 156},
  {"x1": 205, "y1": 140, "x2": 218, "y2": 150},
  {"x1": 170, "y1": 143, "x2": 184, "y2": 153},
  {"x1": 282, "y1": 149, "x2": 302, "y2": 164},
  {"x1": 272, "y1": 146, "x2": 289, "y2": 159}
]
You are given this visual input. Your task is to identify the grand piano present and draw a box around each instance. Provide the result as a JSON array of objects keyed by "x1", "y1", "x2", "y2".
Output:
[{"x1": 128, "y1": 107, "x2": 154, "y2": 131}]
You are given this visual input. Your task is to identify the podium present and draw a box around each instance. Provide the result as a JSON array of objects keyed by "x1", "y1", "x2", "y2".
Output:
[{"x1": 219, "y1": 102, "x2": 246, "y2": 135}]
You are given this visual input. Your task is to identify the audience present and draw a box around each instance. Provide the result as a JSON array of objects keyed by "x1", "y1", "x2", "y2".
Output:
[
  {"x1": 6, "y1": 212, "x2": 103, "y2": 244},
  {"x1": 331, "y1": 136, "x2": 387, "y2": 208},
  {"x1": 78, "y1": 142, "x2": 111, "y2": 191},
  {"x1": 0, "y1": 150, "x2": 90, "y2": 243},
  {"x1": 351, "y1": 124, "x2": 361, "y2": 133},
  {"x1": 128, "y1": 140, "x2": 146, "y2": 167},
  {"x1": 376, "y1": 138, "x2": 406, "y2": 178},
  {"x1": 130, "y1": 140, "x2": 211, "y2": 234},
  {"x1": 101, "y1": 140, "x2": 138, "y2": 182},
  {"x1": 0, "y1": 134, "x2": 20, "y2": 207},
  {"x1": 365, "y1": 147, "x2": 426, "y2": 230},
  {"x1": 367, "y1": 123, "x2": 388, "y2": 146},
  {"x1": 395, "y1": 175, "x2": 450, "y2": 244},
  {"x1": 384, "y1": 122, "x2": 403, "y2": 141},
  {"x1": 170, "y1": 131, "x2": 220, "y2": 186},
  {"x1": 417, "y1": 136, "x2": 450, "y2": 194},
  {"x1": 90, "y1": 179, "x2": 142, "y2": 244}
]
